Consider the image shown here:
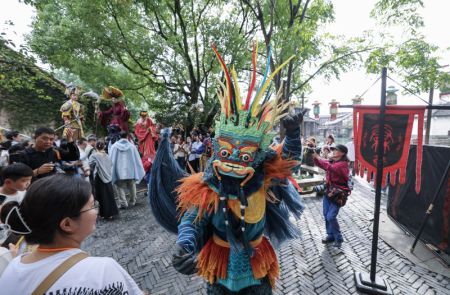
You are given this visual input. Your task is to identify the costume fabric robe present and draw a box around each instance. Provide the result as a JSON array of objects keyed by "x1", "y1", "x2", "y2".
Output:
[
  {"x1": 134, "y1": 117, "x2": 158, "y2": 161},
  {"x1": 60, "y1": 99, "x2": 84, "y2": 139},
  {"x1": 99, "y1": 101, "x2": 130, "y2": 133}
]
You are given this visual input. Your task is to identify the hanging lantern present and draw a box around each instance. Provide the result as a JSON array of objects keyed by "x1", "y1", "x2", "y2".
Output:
[
  {"x1": 329, "y1": 99, "x2": 339, "y2": 121},
  {"x1": 386, "y1": 86, "x2": 398, "y2": 105},
  {"x1": 312, "y1": 101, "x2": 321, "y2": 119},
  {"x1": 352, "y1": 95, "x2": 363, "y2": 105}
]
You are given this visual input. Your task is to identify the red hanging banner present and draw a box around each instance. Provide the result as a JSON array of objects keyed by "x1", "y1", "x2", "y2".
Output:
[{"x1": 353, "y1": 105, "x2": 425, "y2": 193}]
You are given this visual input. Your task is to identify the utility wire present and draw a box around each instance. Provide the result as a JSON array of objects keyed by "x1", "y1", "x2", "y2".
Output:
[
  {"x1": 312, "y1": 77, "x2": 380, "y2": 104},
  {"x1": 387, "y1": 76, "x2": 431, "y2": 105},
  {"x1": 355, "y1": 76, "x2": 381, "y2": 100}
]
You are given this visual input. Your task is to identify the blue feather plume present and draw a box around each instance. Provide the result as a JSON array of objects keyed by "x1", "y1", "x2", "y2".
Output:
[
  {"x1": 148, "y1": 128, "x2": 187, "y2": 233},
  {"x1": 264, "y1": 182, "x2": 305, "y2": 249}
]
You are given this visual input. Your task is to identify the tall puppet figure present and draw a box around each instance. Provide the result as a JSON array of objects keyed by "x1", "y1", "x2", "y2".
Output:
[
  {"x1": 149, "y1": 44, "x2": 304, "y2": 294},
  {"x1": 134, "y1": 111, "x2": 158, "y2": 160},
  {"x1": 98, "y1": 86, "x2": 130, "y2": 134},
  {"x1": 60, "y1": 85, "x2": 84, "y2": 140}
]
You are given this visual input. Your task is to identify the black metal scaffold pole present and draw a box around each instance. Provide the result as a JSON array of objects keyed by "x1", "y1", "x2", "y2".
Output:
[{"x1": 354, "y1": 67, "x2": 393, "y2": 295}]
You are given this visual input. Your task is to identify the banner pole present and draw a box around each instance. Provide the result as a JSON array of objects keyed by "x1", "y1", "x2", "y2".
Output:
[
  {"x1": 410, "y1": 160, "x2": 450, "y2": 252},
  {"x1": 370, "y1": 67, "x2": 387, "y2": 280},
  {"x1": 355, "y1": 67, "x2": 393, "y2": 294}
]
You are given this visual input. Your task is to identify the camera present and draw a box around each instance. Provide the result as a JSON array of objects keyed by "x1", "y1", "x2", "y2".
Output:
[
  {"x1": 313, "y1": 184, "x2": 327, "y2": 194},
  {"x1": 306, "y1": 147, "x2": 320, "y2": 154}
]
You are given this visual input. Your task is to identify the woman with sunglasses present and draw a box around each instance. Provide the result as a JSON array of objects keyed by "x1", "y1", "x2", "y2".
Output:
[{"x1": 0, "y1": 174, "x2": 144, "y2": 294}]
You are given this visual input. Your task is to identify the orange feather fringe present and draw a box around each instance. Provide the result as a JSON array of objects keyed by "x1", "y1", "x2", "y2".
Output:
[
  {"x1": 250, "y1": 237, "x2": 279, "y2": 288},
  {"x1": 176, "y1": 172, "x2": 218, "y2": 222},
  {"x1": 197, "y1": 238, "x2": 230, "y2": 284},
  {"x1": 263, "y1": 144, "x2": 300, "y2": 189},
  {"x1": 196, "y1": 237, "x2": 279, "y2": 289}
]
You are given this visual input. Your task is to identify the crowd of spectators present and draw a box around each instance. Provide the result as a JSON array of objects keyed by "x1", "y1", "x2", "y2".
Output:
[{"x1": 0, "y1": 127, "x2": 147, "y2": 294}]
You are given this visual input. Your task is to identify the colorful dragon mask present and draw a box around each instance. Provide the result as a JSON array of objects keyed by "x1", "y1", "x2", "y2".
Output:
[{"x1": 208, "y1": 43, "x2": 294, "y2": 189}]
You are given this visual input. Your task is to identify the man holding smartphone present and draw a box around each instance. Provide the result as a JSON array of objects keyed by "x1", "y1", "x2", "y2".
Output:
[{"x1": 16, "y1": 127, "x2": 80, "y2": 181}]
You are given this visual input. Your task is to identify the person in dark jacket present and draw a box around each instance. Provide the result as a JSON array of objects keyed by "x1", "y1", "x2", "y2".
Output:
[
  {"x1": 312, "y1": 144, "x2": 350, "y2": 248},
  {"x1": 16, "y1": 127, "x2": 79, "y2": 181}
]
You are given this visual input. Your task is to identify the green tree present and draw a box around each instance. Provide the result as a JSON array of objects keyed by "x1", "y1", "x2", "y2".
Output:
[
  {"x1": 25, "y1": 0, "x2": 437, "y2": 131},
  {"x1": 27, "y1": 0, "x2": 256, "y2": 130},
  {"x1": 367, "y1": 0, "x2": 450, "y2": 144},
  {"x1": 240, "y1": 0, "x2": 377, "y2": 103},
  {"x1": 27, "y1": 0, "x2": 372, "y2": 129},
  {"x1": 366, "y1": 0, "x2": 449, "y2": 94},
  {"x1": 0, "y1": 37, "x2": 66, "y2": 132}
]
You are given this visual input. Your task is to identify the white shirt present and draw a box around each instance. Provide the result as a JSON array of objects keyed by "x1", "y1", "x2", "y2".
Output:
[
  {"x1": 0, "y1": 150, "x2": 9, "y2": 167},
  {"x1": 187, "y1": 143, "x2": 196, "y2": 161},
  {"x1": 78, "y1": 147, "x2": 90, "y2": 180},
  {"x1": 173, "y1": 143, "x2": 186, "y2": 159},
  {"x1": 0, "y1": 247, "x2": 13, "y2": 277},
  {"x1": 85, "y1": 145, "x2": 95, "y2": 158},
  {"x1": 0, "y1": 190, "x2": 26, "y2": 203},
  {"x1": 346, "y1": 141, "x2": 355, "y2": 161},
  {"x1": 0, "y1": 249, "x2": 143, "y2": 295},
  {"x1": 191, "y1": 141, "x2": 203, "y2": 160}
]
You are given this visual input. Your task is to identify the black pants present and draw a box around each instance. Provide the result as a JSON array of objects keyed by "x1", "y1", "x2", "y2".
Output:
[
  {"x1": 176, "y1": 157, "x2": 186, "y2": 170},
  {"x1": 188, "y1": 158, "x2": 199, "y2": 173},
  {"x1": 206, "y1": 277, "x2": 272, "y2": 295},
  {"x1": 94, "y1": 176, "x2": 119, "y2": 218}
]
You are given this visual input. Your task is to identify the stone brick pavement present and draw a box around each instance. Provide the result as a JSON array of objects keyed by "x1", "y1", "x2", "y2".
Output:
[{"x1": 83, "y1": 179, "x2": 450, "y2": 294}]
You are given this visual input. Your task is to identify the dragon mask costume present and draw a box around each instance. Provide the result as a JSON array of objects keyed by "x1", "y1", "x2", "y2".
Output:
[{"x1": 149, "y1": 43, "x2": 305, "y2": 294}]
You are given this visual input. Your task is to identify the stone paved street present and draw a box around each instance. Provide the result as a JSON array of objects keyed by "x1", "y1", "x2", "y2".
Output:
[{"x1": 83, "y1": 179, "x2": 450, "y2": 294}]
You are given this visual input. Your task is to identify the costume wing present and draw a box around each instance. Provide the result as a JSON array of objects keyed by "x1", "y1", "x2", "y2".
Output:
[
  {"x1": 81, "y1": 91, "x2": 100, "y2": 101},
  {"x1": 148, "y1": 128, "x2": 187, "y2": 233},
  {"x1": 265, "y1": 181, "x2": 305, "y2": 249}
]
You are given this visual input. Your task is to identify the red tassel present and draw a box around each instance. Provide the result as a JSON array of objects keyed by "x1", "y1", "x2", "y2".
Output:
[
  {"x1": 244, "y1": 43, "x2": 257, "y2": 111},
  {"x1": 416, "y1": 110, "x2": 424, "y2": 193}
]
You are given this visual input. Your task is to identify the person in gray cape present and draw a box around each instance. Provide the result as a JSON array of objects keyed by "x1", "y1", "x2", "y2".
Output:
[
  {"x1": 89, "y1": 141, "x2": 119, "y2": 219},
  {"x1": 109, "y1": 131, "x2": 145, "y2": 208}
]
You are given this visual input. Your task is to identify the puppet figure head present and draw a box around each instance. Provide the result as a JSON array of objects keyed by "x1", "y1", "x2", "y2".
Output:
[
  {"x1": 102, "y1": 86, "x2": 124, "y2": 104},
  {"x1": 140, "y1": 111, "x2": 148, "y2": 118},
  {"x1": 206, "y1": 43, "x2": 294, "y2": 191}
]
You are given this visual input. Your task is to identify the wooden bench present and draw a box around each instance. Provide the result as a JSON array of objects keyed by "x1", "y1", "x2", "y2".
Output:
[
  {"x1": 300, "y1": 164, "x2": 323, "y2": 175},
  {"x1": 297, "y1": 176, "x2": 325, "y2": 188}
]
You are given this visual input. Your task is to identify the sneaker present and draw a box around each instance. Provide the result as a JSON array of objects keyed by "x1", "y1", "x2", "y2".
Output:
[
  {"x1": 321, "y1": 237, "x2": 335, "y2": 244},
  {"x1": 333, "y1": 240, "x2": 343, "y2": 248}
]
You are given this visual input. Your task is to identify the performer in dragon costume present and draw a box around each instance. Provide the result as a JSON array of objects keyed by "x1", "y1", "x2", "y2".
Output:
[{"x1": 149, "y1": 44, "x2": 304, "y2": 294}]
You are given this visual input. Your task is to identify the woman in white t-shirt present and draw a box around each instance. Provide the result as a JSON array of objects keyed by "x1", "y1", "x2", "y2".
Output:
[
  {"x1": 0, "y1": 174, "x2": 144, "y2": 295},
  {"x1": 173, "y1": 136, "x2": 187, "y2": 170}
]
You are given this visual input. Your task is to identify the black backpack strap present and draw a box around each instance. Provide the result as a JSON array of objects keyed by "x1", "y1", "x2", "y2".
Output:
[{"x1": 0, "y1": 194, "x2": 7, "y2": 205}]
